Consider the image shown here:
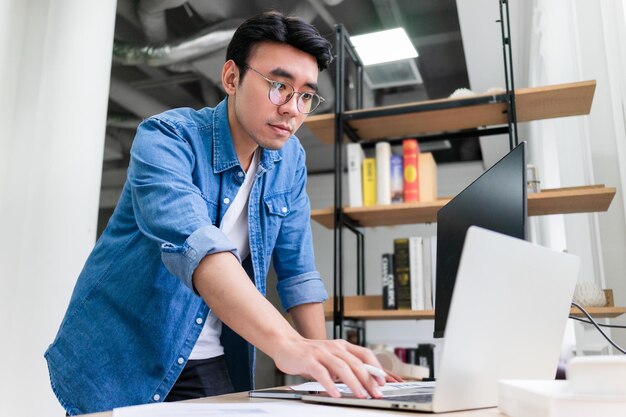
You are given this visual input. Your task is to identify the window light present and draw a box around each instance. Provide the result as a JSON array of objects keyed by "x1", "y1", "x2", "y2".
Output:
[{"x1": 350, "y1": 28, "x2": 418, "y2": 66}]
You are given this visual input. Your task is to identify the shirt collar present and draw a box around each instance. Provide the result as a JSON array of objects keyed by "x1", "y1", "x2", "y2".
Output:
[{"x1": 212, "y1": 98, "x2": 282, "y2": 174}]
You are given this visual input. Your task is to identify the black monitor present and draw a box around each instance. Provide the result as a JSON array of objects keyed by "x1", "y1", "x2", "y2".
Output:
[{"x1": 434, "y1": 141, "x2": 527, "y2": 338}]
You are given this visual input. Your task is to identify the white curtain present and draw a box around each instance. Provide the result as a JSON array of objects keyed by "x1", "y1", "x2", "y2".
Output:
[{"x1": 523, "y1": 0, "x2": 626, "y2": 354}]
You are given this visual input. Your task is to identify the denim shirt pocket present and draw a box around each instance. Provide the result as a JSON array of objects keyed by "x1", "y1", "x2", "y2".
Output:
[{"x1": 263, "y1": 192, "x2": 291, "y2": 217}]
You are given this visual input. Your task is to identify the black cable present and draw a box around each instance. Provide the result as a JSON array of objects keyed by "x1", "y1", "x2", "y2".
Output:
[
  {"x1": 569, "y1": 302, "x2": 626, "y2": 354},
  {"x1": 569, "y1": 315, "x2": 626, "y2": 329}
]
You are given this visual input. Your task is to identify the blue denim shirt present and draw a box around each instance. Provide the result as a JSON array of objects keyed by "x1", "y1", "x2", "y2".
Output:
[{"x1": 44, "y1": 99, "x2": 328, "y2": 415}]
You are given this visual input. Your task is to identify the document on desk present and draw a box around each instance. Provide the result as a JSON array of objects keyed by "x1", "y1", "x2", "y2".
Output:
[
  {"x1": 112, "y1": 401, "x2": 386, "y2": 417},
  {"x1": 291, "y1": 380, "x2": 435, "y2": 395}
]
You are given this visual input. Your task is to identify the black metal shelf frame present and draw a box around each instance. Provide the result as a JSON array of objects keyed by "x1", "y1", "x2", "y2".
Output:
[{"x1": 331, "y1": 1, "x2": 518, "y2": 342}]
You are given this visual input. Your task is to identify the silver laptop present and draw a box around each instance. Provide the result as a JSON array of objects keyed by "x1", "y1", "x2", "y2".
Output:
[{"x1": 303, "y1": 226, "x2": 579, "y2": 413}]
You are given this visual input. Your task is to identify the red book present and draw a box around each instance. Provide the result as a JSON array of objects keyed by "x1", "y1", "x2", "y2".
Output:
[
  {"x1": 403, "y1": 139, "x2": 420, "y2": 202},
  {"x1": 394, "y1": 347, "x2": 408, "y2": 363}
]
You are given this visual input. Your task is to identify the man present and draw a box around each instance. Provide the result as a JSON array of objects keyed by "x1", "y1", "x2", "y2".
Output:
[{"x1": 45, "y1": 11, "x2": 385, "y2": 415}]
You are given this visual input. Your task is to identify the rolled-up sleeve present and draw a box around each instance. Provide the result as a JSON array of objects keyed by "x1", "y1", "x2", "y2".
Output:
[
  {"x1": 161, "y1": 225, "x2": 240, "y2": 291},
  {"x1": 129, "y1": 116, "x2": 238, "y2": 291},
  {"x1": 277, "y1": 271, "x2": 327, "y2": 311}
]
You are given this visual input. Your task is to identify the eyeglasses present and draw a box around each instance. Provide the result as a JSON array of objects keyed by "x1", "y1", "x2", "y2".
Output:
[{"x1": 245, "y1": 66, "x2": 325, "y2": 114}]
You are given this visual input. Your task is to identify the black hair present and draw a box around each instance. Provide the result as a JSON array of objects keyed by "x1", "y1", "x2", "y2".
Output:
[{"x1": 226, "y1": 11, "x2": 332, "y2": 75}]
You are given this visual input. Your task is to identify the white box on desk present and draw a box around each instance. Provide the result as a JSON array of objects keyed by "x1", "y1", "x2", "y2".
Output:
[{"x1": 498, "y1": 379, "x2": 626, "y2": 417}]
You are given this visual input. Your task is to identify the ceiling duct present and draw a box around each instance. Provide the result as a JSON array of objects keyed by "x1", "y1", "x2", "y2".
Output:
[
  {"x1": 113, "y1": 24, "x2": 237, "y2": 67},
  {"x1": 110, "y1": 0, "x2": 240, "y2": 68},
  {"x1": 363, "y1": 59, "x2": 423, "y2": 89}
]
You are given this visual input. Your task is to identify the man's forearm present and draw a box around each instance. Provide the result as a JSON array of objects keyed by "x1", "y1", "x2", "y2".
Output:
[
  {"x1": 192, "y1": 251, "x2": 301, "y2": 358},
  {"x1": 192, "y1": 251, "x2": 385, "y2": 399},
  {"x1": 289, "y1": 302, "x2": 327, "y2": 340}
]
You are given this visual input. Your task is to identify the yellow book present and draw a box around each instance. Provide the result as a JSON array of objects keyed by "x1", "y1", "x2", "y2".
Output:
[{"x1": 362, "y1": 158, "x2": 377, "y2": 206}]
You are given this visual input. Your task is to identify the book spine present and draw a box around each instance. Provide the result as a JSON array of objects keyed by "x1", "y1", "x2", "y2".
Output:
[
  {"x1": 394, "y1": 347, "x2": 407, "y2": 363},
  {"x1": 393, "y1": 238, "x2": 411, "y2": 309},
  {"x1": 390, "y1": 154, "x2": 404, "y2": 204},
  {"x1": 381, "y1": 253, "x2": 397, "y2": 309},
  {"x1": 362, "y1": 158, "x2": 377, "y2": 206},
  {"x1": 406, "y1": 348, "x2": 419, "y2": 366},
  {"x1": 346, "y1": 143, "x2": 364, "y2": 207},
  {"x1": 375, "y1": 142, "x2": 392, "y2": 205},
  {"x1": 418, "y1": 152, "x2": 437, "y2": 202},
  {"x1": 422, "y1": 236, "x2": 433, "y2": 310},
  {"x1": 430, "y1": 236, "x2": 437, "y2": 306},
  {"x1": 409, "y1": 236, "x2": 424, "y2": 310},
  {"x1": 403, "y1": 139, "x2": 420, "y2": 202},
  {"x1": 417, "y1": 344, "x2": 436, "y2": 379}
]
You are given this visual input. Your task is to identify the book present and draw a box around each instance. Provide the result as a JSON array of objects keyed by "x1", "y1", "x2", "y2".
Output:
[
  {"x1": 409, "y1": 236, "x2": 424, "y2": 310},
  {"x1": 498, "y1": 379, "x2": 626, "y2": 417},
  {"x1": 422, "y1": 236, "x2": 433, "y2": 310},
  {"x1": 403, "y1": 139, "x2": 420, "y2": 202},
  {"x1": 430, "y1": 236, "x2": 437, "y2": 305},
  {"x1": 393, "y1": 238, "x2": 411, "y2": 309},
  {"x1": 390, "y1": 154, "x2": 404, "y2": 203},
  {"x1": 375, "y1": 142, "x2": 392, "y2": 205},
  {"x1": 381, "y1": 253, "x2": 396, "y2": 309},
  {"x1": 406, "y1": 348, "x2": 419, "y2": 365},
  {"x1": 418, "y1": 152, "x2": 437, "y2": 202},
  {"x1": 362, "y1": 157, "x2": 377, "y2": 206},
  {"x1": 417, "y1": 344, "x2": 436, "y2": 379},
  {"x1": 394, "y1": 347, "x2": 407, "y2": 363},
  {"x1": 346, "y1": 143, "x2": 364, "y2": 207}
]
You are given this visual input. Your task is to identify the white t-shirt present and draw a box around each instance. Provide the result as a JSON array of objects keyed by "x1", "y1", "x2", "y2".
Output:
[{"x1": 189, "y1": 149, "x2": 260, "y2": 360}]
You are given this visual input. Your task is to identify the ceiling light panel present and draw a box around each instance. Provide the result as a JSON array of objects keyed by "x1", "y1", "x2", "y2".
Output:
[{"x1": 350, "y1": 27, "x2": 418, "y2": 66}]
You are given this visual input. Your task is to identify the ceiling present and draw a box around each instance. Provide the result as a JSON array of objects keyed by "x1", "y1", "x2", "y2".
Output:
[{"x1": 101, "y1": 0, "x2": 483, "y2": 211}]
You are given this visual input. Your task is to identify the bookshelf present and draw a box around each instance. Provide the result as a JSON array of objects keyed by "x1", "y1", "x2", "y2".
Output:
[
  {"x1": 310, "y1": 185, "x2": 616, "y2": 229},
  {"x1": 312, "y1": 7, "x2": 623, "y2": 342},
  {"x1": 323, "y1": 295, "x2": 626, "y2": 321}
]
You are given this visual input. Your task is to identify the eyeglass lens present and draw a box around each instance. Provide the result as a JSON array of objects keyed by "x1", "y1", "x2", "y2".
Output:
[{"x1": 268, "y1": 83, "x2": 320, "y2": 114}]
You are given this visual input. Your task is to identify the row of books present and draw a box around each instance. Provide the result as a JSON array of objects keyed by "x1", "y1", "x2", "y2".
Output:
[
  {"x1": 381, "y1": 236, "x2": 437, "y2": 311},
  {"x1": 347, "y1": 139, "x2": 437, "y2": 207}
]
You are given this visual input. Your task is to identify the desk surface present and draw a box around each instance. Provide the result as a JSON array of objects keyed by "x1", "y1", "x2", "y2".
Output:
[{"x1": 82, "y1": 389, "x2": 508, "y2": 417}]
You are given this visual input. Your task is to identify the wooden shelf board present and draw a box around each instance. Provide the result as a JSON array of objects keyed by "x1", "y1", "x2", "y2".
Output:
[
  {"x1": 569, "y1": 306, "x2": 626, "y2": 319},
  {"x1": 528, "y1": 185, "x2": 615, "y2": 215},
  {"x1": 310, "y1": 185, "x2": 615, "y2": 229},
  {"x1": 304, "y1": 80, "x2": 596, "y2": 144},
  {"x1": 323, "y1": 295, "x2": 626, "y2": 321}
]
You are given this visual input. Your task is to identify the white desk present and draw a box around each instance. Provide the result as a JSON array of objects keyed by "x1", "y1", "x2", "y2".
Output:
[{"x1": 81, "y1": 389, "x2": 508, "y2": 417}]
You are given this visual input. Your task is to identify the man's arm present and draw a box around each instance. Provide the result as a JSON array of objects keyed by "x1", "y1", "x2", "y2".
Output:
[
  {"x1": 289, "y1": 302, "x2": 327, "y2": 340},
  {"x1": 193, "y1": 251, "x2": 384, "y2": 399}
]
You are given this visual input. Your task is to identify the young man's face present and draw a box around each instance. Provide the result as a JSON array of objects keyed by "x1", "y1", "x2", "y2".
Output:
[{"x1": 224, "y1": 41, "x2": 320, "y2": 150}]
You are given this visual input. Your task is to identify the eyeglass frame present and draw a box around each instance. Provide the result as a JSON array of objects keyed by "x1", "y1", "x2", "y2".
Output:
[{"x1": 243, "y1": 65, "x2": 325, "y2": 114}]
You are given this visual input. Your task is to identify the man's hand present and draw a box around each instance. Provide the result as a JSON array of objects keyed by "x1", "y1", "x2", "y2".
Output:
[
  {"x1": 193, "y1": 251, "x2": 385, "y2": 398},
  {"x1": 271, "y1": 336, "x2": 385, "y2": 398}
]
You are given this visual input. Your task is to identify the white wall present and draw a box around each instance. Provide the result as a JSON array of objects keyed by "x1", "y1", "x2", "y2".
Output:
[{"x1": 0, "y1": 1, "x2": 117, "y2": 416}]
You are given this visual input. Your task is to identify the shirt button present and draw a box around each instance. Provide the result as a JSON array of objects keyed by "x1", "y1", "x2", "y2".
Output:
[
  {"x1": 177, "y1": 357, "x2": 184, "y2": 365},
  {"x1": 224, "y1": 197, "x2": 230, "y2": 205},
  {"x1": 237, "y1": 171, "x2": 244, "y2": 178},
  {"x1": 153, "y1": 394, "x2": 160, "y2": 401},
  {"x1": 281, "y1": 206, "x2": 288, "y2": 213},
  {"x1": 196, "y1": 317, "x2": 203, "y2": 325}
]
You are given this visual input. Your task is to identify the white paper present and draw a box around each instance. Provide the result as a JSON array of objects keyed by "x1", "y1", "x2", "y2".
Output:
[
  {"x1": 112, "y1": 401, "x2": 385, "y2": 417},
  {"x1": 291, "y1": 380, "x2": 435, "y2": 395}
]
